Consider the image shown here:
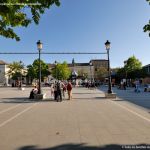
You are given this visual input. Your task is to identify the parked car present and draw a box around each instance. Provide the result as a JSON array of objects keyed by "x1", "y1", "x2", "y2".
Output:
[{"x1": 144, "y1": 84, "x2": 150, "y2": 92}]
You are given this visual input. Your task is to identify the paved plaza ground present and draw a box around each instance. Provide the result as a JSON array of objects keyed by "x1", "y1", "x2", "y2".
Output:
[{"x1": 0, "y1": 86, "x2": 150, "y2": 150}]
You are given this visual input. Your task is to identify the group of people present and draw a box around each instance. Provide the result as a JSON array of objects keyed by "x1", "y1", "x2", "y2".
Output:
[
  {"x1": 29, "y1": 81, "x2": 73, "y2": 101},
  {"x1": 50, "y1": 81, "x2": 72, "y2": 102}
]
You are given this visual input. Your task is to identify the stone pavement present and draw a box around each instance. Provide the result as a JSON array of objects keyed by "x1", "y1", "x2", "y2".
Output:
[{"x1": 0, "y1": 87, "x2": 150, "y2": 150}]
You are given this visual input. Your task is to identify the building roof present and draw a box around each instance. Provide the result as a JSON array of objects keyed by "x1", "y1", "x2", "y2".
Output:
[
  {"x1": 48, "y1": 59, "x2": 108, "y2": 68},
  {"x1": 68, "y1": 63, "x2": 89, "y2": 67},
  {"x1": 143, "y1": 64, "x2": 150, "y2": 67},
  {"x1": 90, "y1": 59, "x2": 108, "y2": 62},
  {"x1": 0, "y1": 60, "x2": 8, "y2": 65}
]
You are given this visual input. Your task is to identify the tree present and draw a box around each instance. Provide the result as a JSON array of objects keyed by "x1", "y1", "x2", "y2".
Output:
[
  {"x1": 7, "y1": 61, "x2": 24, "y2": 80},
  {"x1": 77, "y1": 69, "x2": 88, "y2": 79},
  {"x1": 27, "y1": 59, "x2": 50, "y2": 82},
  {"x1": 52, "y1": 61, "x2": 71, "y2": 80},
  {"x1": 116, "y1": 67, "x2": 125, "y2": 79},
  {"x1": 95, "y1": 67, "x2": 108, "y2": 81},
  {"x1": 0, "y1": 0, "x2": 60, "y2": 41},
  {"x1": 144, "y1": 0, "x2": 150, "y2": 36},
  {"x1": 124, "y1": 56, "x2": 142, "y2": 73},
  {"x1": 116, "y1": 56, "x2": 147, "y2": 80}
]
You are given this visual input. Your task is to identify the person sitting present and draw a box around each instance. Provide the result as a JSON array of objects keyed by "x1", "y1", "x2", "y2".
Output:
[{"x1": 29, "y1": 86, "x2": 38, "y2": 99}]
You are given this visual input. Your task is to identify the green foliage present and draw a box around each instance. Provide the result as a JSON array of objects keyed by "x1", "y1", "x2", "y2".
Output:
[
  {"x1": 27, "y1": 59, "x2": 50, "y2": 81},
  {"x1": 124, "y1": 56, "x2": 142, "y2": 73},
  {"x1": 52, "y1": 61, "x2": 71, "y2": 80},
  {"x1": 7, "y1": 61, "x2": 24, "y2": 79},
  {"x1": 144, "y1": 0, "x2": 150, "y2": 36},
  {"x1": 116, "y1": 67, "x2": 126, "y2": 79},
  {"x1": 0, "y1": 0, "x2": 60, "y2": 41},
  {"x1": 77, "y1": 69, "x2": 88, "y2": 79},
  {"x1": 96, "y1": 67, "x2": 108, "y2": 80},
  {"x1": 116, "y1": 56, "x2": 148, "y2": 79}
]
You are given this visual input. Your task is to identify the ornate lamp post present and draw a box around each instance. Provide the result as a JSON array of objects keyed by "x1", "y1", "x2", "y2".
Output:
[
  {"x1": 19, "y1": 60, "x2": 22, "y2": 88},
  {"x1": 89, "y1": 61, "x2": 92, "y2": 85},
  {"x1": 124, "y1": 60, "x2": 128, "y2": 85},
  {"x1": 105, "y1": 40, "x2": 112, "y2": 93},
  {"x1": 54, "y1": 60, "x2": 57, "y2": 80},
  {"x1": 37, "y1": 40, "x2": 43, "y2": 94}
]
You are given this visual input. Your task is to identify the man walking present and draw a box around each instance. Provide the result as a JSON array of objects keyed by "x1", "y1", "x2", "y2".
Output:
[{"x1": 67, "y1": 81, "x2": 72, "y2": 100}]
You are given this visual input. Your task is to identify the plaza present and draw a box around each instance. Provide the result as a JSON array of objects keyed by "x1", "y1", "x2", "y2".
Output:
[
  {"x1": 0, "y1": 1, "x2": 150, "y2": 149},
  {"x1": 0, "y1": 86, "x2": 149, "y2": 150}
]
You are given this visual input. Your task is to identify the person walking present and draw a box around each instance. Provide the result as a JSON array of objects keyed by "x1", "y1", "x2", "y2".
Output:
[
  {"x1": 50, "y1": 83, "x2": 54, "y2": 98},
  {"x1": 54, "y1": 82, "x2": 58, "y2": 101},
  {"x1": 67, "y1": 81, "x2": 72, "y2": 100},
  {"x1": 62, "y1": 82, "x2": 66, "y2": 99},
  {"x1": 56, "y1": 81, "x2": 62, "y2": 102}
]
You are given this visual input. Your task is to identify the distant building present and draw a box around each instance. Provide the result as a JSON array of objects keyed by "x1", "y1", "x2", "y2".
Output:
[
  {"x1": 143, "y1": 64, "x2": 150, "y2": 75},
  {"x1": 143, "y1": 64, "x2": 150, "y2": 84},
  {"x1": 48, "y1": 59, "x2": 108, "y2": 80},
  {"x1": 90, "y1": 59, "x2": 108, "y2": 80},
  {"x1": 0, "y1": 60, "x2": 10, "y2": 85}
]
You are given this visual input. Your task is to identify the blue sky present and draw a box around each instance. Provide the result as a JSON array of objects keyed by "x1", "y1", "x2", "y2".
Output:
[{"x1": 0, "y1": 0, "x2": 150, "y2": 67}]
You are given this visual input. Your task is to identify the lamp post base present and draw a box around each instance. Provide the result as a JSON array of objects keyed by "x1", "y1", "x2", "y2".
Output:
[
  {"x1": 105, "y1": 93, "x2": 116, "y2": 99},
  {"x1": 108, "y1": 90, "x2": 112, "y2": 93},
  {"x1": 34, "y1": 94, "x2": 44, "y2": 100}
]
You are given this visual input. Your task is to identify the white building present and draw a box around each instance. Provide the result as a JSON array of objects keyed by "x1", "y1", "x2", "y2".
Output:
[{"x1": 0, "y1": 60, "x2": 10, "y2": 85}]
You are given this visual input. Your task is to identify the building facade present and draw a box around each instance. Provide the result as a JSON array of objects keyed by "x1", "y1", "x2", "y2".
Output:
[
  {"x1": 0, "y1": 60, "x2": 10, "y2": 85},
  {"x1": 143, "y1": 64, "x2": 150, "y2": 75},
  {"x1": 48, "y1": 59, "x2": 108, "y2": 81},
  {"x1": 90, "y1": 59, "x2": 108, "y2": 80}
]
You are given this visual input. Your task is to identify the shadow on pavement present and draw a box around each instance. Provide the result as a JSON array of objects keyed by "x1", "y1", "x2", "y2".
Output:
[
  {"x1": 112, "y1": 99, "x2": 124, "y2": 101},
  {"x1": 0, "y1": 97, "x2": 81, "y2": 103},
  {"x1": 17, "y1": 143, "x2": 150, "y2": 150},
  {"x1": 99, "y1": 86, "x2": 150, "y2": 110},
  {"x1": 73, "y1": 97, "x2": 105, "y2": 100},
  {"x1": 73, "y1": 93, "x2": 94, "y2": 94},
  {"x1": 0, "y1": 97, "x2": 57, "y2": 103}
]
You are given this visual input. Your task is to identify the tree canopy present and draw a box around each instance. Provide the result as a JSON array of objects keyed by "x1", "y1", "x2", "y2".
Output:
[
  {"x1": 124, "y1": 56, "x2": 142, "y2": 73},
  {"x1": 95, "y1": 67, "x2": 108, "y2": 81},
  {"x1": 52, "y1": 61, "x2": 71, "y2": 80},
  {"x1": 144, "y1": 0, "x2": 150, "y2": 35},
  {"x1": 27, "y1": 59, "x2": 50, "y2": 82},
  {"x1": 116, "y1": 56, "x2": 148, "y2": 80},
  {"x1": 0, "y1": 0, "x2": 60, "y2": 41},
  {"x1": 7, "y1": 61, "x2": 25, "y2": 80}
]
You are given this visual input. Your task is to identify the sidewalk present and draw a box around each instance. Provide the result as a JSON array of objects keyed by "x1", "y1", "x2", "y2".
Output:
[{"x1": 0, "y1": 87, "x2": 150, "y2": 150}]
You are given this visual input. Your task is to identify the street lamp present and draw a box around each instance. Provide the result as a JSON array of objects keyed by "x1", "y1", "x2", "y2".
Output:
[
  {"x1": 105, "y1": 40, "x2": 112, "y2": 93},
  {"x1": 37, "y1": 40, "x2": 43, "y2": 94},
  {"x1": 19, "y1": 60, "x2": 22, "y2": 88},
  {"x1": 54, "y1": 60, "x2": 57, "y2": 80},
  {"x1": 89, "y1": 61, "x2": 92, "y2": 85},
  {"x1": 124, "y1": 60, "x2": 128, "y2": 85}
]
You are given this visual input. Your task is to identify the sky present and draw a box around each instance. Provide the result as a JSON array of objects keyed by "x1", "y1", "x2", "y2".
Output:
[{"x1": 0, "y1": 0, "x2": 150, "y2": 68}]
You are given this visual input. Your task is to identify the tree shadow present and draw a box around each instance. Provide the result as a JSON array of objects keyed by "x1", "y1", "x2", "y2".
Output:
[
  {"x1": 95, "y1": 97, "x2": 107, "y2": 100},
  {"x1": 17, "y1": 143, "x2": 150, "y2": 150},
  {"x1": 0, "y1": 97, "x2": 56, "y2": 103},
  {"x1": 0, "y1": 97, "x2": 33, "y2": 103}
]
